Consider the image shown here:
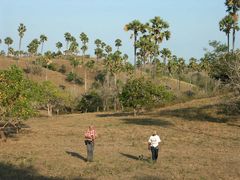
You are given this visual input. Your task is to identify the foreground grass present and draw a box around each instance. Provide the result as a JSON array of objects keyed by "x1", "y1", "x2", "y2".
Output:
[{"x1": 0, "y1": 97, "x2": 240, "y2": 179}]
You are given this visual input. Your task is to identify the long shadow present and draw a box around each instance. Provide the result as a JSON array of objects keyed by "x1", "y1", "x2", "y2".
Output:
[
  {"x1": 96, "y1": 112, "x2": 133, "y2": 118},
  {"x1": 121, "y1": 118, "x2": 173, "y2": 127},
  {"x1": 156, "y1": 104, "x2": 229, "y2": 123},
  {"x1": 0, "y1": 162, "x2": 61, "y2": 180},
  {"x1": 119, "y1": 152, "x2": 139, "y2": 160},
  {"x1": 65, "y1": 151, "x2": 87, "y2": 162}
]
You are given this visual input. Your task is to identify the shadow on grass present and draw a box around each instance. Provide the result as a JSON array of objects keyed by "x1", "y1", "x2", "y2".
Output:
[
  {"x1": 133, "y1": 175, "x2": 165, "y2": 180},
  {"x1": 96, "y1": 112, "x2": 133, "y2": 118},
  {"x1": 119, "y1": 152, "x2": 139, "y2": 160},
  {"x1": 65, "y1": 151, "x2": 87, "y2": 162},
  {"x1": 156, "y1": 104, "x2": 229, "y2": 123},
  {"x1": 0, "y1": 162, "x2": 60, "y2": 180},
  {"x1": 121, "y1": 118, "x2": 173, "y2": 127}
]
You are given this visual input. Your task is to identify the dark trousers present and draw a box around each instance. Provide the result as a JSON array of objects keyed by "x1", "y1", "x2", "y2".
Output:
[
  {"x1": 86, "y1": 141, "x2": 94, "y2": 161},
  {"x1": 151, "y1": 146, "x2": 159, "y2": 161}
]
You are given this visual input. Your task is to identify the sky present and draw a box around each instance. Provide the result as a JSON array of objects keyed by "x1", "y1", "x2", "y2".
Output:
[{"x1": 0, "y1": 0, "x2": 239, "y2": 63}]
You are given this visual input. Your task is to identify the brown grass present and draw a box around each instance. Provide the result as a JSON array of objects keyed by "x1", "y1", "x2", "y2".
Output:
[{"x1": 0, "y1": 97, "x2": 239, "y2": 179}]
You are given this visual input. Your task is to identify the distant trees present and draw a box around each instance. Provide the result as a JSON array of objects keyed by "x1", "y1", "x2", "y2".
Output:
[
  {"x1": 115, "y1": 39, "x2": 122, "y2": 50},
  {"x1": 64, "y1": 32, "x2": 72, "y2": 52}
]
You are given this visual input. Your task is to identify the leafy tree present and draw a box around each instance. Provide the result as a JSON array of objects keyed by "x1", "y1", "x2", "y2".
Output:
[
  {"x1": 40, "y1": 81, "x2": 71, "y2": 116},
  {"x1": 77, "y1": 91, "x2": 103, "y2": 112},
  {"x1": 119, "y1": 77, "x2": 173, "y2": 116},
  {"x1": 17, "y1": 23, "x2": 26, "y2": 58},
  {"x1": 0, "y1": 66, "x2": 42, "y2": 122},
  {"x1": 125, "y1": 20, "x2": 146, "y2": 66},
  {"x1": 40, "y1": 34, "x2": 48, "y2": 54},
  {"x1": 4, "y1": 37, "x2": 13, "y2": 56},
  {"x1": 160, "y1": 48, "x2": 171, "y2": 65},
  {"x1": 115, "y1": 39, "x2": 122, "y2": 50}
]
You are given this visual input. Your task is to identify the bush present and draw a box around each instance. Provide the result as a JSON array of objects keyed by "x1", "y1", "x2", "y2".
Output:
[
  {"x1": 24, "y1": 65, "x2": 43, "y2": 76},
  {"x1": 119, "y1": 77, "x2": 174, "y2": 115},
  {"x1": 66, "y1": 72, "x2": 84, "y2": 85},
  {"x1": 77, "y1": 92, "x2": 103, "y2": 112},
  {"x1": 58, "y1": 65, "x2": 67, "y2": 74},
  {"x1": 47, "y1": 63, "x2": 57, "y2": 71}
]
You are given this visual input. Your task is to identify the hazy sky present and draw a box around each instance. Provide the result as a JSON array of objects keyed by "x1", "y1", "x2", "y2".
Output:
[{"x1": 0, "y1": 0, "x2": 239, "y2": 63}]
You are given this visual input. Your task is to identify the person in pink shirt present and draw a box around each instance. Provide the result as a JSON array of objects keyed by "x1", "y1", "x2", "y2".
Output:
[{"x1": 84, "y1": 125, "x2": 97, "y2": 162}]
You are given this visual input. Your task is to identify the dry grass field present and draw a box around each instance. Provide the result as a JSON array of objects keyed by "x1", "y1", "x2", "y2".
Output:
[{"x1": 0, "y1": 97, "x2": 239, "y2": 180}]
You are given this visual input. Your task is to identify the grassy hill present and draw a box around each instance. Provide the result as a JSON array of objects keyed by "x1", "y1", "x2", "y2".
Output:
[
  {"x1": 0, "y1": 96, "x2": 239, "y2": 179},
  {"x1": 0, "y1": 56, "x2": 199, "y2": 99}
]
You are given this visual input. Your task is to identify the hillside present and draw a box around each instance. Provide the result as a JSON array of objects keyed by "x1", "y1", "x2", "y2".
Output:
[
  {"x1": 0, "y1": 56, "x2": 197, "y2": 97},
  {"x1": 0, "y1": 96, "x2": 239, "y2": 179}
]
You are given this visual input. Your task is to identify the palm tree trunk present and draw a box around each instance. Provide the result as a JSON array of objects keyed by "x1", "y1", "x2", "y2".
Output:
[
  {"x1": 227, "y1": 33, "x2": 230, "y2": 53},
  {"x1": 18, "y1": 37, "x2": 22, "y2": 64},
  {"x1": 134, "y1": 33, "x2": 137, "y2": 67},
  {"x1": 41, "y1": 42, "x2": 44, "y2": 55},
  {"x1": 84, "y1": 68, "x2": 87, "y2": 93},
  {"x1": 232, "y1": 29, "x2": 235, "y2": 52}
]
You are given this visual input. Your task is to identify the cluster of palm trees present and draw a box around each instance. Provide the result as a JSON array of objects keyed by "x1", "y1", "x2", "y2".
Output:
[
  {"x1": 125, "y1": 17, "x2": 170, "y2": 68},
  {"x1": 219, "y1": 0, "x2": 240, "y2": 52}
]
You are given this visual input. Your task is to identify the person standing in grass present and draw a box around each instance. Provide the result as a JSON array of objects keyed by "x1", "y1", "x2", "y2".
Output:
[
  {"x1": 148, "y1": 131, "x2": 161, "y2": 162},
  {"x1": 84, "y1": 125, "x2": 97, "y2": 162}
]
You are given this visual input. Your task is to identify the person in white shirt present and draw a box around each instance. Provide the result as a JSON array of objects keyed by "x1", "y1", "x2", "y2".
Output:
[{"x1": 148, "y1": 131, "x2": 161, "y2": 162}]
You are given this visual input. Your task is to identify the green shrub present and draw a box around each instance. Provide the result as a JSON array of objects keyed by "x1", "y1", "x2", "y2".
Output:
[
  {"x1": 66, "y1": 72, "x2": 84, "y2": 85},
  {"x1": 77, "y1": 92, "x2": 103, "y2": 112},
  {"x1": 119, "y1": 77, "x2": 174, "y2": 115},
  {"x1": 58, "y1": 65, "x2": 67, "y2": 74}
]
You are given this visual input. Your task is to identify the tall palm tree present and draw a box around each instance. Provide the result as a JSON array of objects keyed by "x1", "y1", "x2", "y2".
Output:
[
  {"x1": 4, "y1": 37, "x2": 13, "y2": 56},
  {"x1": 124, "y1": 20, "x2": 146, "y2": 66},
  {"x1": 40, "y1": 34, "x2": 48, "y2": 54},
  {"x1": 225, "y1": 0, "x2": 240, "y2": 51},
  {"x1": 64, "y1": 32, "x2": 72, "y2": 51},
  {"x1": 18, "y1": 23, "x2": 26, "y2": 57},
  {"x1": 80, "y1": 32, "x2": 89, "y2": 61},
  {"x1": 115, "y1": 39, "x2": 122, "y2": 50},
  {"x1": 219, "y1": 15, "x2": 234, "y2": 52},
  {"x1": 177, "y1": 58, "x2": 185, "y2": 91},
  {"x1": 94, "y1": 39, "x2": 103, "y2": 61},
  {"x1": 160, "y1": 48, "x2": 171, "y2": 65},
  {"x1": 56, "y1": 41, "x2": 63, "y2": 52}
]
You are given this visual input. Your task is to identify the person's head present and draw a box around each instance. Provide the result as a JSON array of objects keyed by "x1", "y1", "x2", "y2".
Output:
[{"x1": 152, "y1": 130, "x2": 157, "y2": 136}]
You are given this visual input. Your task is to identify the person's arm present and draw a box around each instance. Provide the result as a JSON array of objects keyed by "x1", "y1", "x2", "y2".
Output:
[{"x1": 148, "y1": 137, "x2": 151, "y2": 150}]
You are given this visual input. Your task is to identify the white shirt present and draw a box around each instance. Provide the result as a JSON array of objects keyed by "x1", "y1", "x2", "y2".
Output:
[{"x1": 148, "y1": 135, "x2": 161, "y2": 147}]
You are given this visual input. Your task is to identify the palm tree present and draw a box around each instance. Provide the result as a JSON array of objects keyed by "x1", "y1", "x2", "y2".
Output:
[
  {"x1": 4, "y1": 37, "x2": 13, "y2": 56},
  {"x1": 94, "y1": 39, "x2": 103, "y2": 61},
  {"x1": 80, "y1": 32, "x2": 89, "y2": 61},
  {"x1": 225, "y1": 0, "x2": 240, "y2": 51},
  {"x1": 160, "y1": 48, "x2": 171, "y2": 65},
  {"x1": 124, "y1": 20, "x2": 146, "y2": 66},
  {"x1": 56, "y1": 41, "x2": 63, "y2": 52},
  {"x1": 18, "y1": 23, "x2": 26, "y2": 57},
  {"x1": 188, "y1": 57, "x2": 199, "y2": 88},
  {"x1": 84, "y1": 60, "x2": 95, "y2": 93},
  {"x1": 219, "y1": 15, "x2": 234, "y2": 52},
  {"x1": 115, "y1": 39, "x2": 122, "y2": 50},
  {"x1": 40, "y1": 34, "x2": 48, "y2": 54},
  {"x1": 177, "y1": 58, "x2": 185, "y2": 91},
  {"x1": 64, "y1": 32, "x2": 72, "y2": 51},
  {"x1": 27, "y1": 39, "x2": 40, "y2": 56},
  {"x1": 200, "y1": 58, "x2": 211, "y2": 92}
]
